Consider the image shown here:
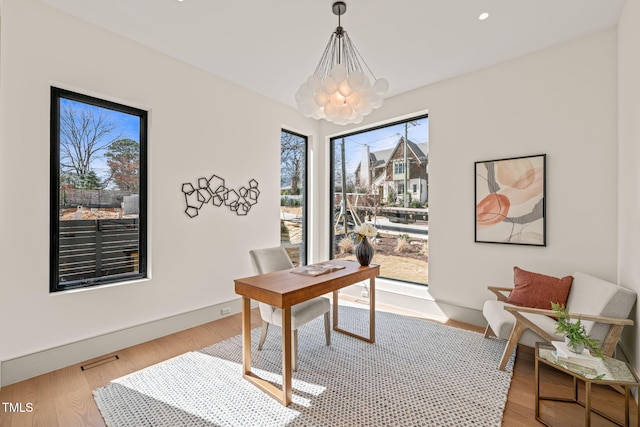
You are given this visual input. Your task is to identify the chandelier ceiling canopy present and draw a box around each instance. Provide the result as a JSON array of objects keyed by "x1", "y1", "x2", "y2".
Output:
[{"x1": 295, "y1": 2, "x2": 389, "y2": 125}]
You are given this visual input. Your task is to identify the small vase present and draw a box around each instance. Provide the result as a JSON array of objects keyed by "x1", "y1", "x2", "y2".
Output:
[
  {"x1": 565, "y1": 336, "x2": 584, "y2": 354},
  {"x1": 355, "y1": 236, "x2": 374, "y2": 266}
]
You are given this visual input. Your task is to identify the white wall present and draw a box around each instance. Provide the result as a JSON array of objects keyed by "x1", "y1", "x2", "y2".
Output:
[
  {"x1": 320, "y1": 29, "x2": 619, "y2": 315},
  {"x1": 0, "y1": 0, "x2": 318, "y2": 382},
  {"x1": 618, "y1": 0, "x2": 640, "y2": 368},
  {"x1": 0, "y1": 0, "x2": 631, "y2": 386}
]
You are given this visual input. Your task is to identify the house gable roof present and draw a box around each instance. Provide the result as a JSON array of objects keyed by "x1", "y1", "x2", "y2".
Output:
[
  {"x1": 372, "y1": 138, "x2": 427, "y2": 169},
  {"x1": 355, "y1": 137, "x2": 428, "y2": 176}
]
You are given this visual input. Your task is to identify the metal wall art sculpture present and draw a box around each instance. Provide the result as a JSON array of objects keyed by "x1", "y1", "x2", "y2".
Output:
[
  {"x1": 475, "y1": 154, "x2": 546, "y2": 246},
  {"x1": 181, "y1": 175, "x2": 260, "y2": 218}
]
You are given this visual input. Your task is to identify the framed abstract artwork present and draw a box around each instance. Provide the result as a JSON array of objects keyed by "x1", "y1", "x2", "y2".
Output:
[{"x1": 475, "y1": 154, "x2": 546, "y2": 246}]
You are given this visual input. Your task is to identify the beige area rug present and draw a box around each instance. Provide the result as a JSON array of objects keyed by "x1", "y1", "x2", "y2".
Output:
[{"x1": 94, "y1": 306, "x2": 514, "y2": 426}]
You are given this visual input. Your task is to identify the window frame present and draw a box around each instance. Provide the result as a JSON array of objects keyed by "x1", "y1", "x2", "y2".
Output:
[
  {"x1": 329, "y1": 114, "x2": 429, "y2": 285},
  {"x1": 393, "y1": 161, "x2": 405, "y2": 175},
  {"x1": 280, "y1": 128, "x2": 308, "y2": 266},
  {"x1": 49, "y1": 87, "x2": 148, "y2": 292}
]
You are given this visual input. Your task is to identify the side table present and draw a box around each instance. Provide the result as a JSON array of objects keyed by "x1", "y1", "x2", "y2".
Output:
[{"x1": 535, "y1": 342, "x2": 640, "y2": 426}]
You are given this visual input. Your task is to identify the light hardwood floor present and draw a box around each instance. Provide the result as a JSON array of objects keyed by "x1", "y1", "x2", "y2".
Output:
[{"x1": 0, "y1": 301, "x2": 636, "y2": 427}]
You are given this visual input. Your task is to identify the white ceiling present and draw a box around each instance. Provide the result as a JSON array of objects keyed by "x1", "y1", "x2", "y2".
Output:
[{"x1": 39, "y1": 0, "x2": 625, "y2": 110}]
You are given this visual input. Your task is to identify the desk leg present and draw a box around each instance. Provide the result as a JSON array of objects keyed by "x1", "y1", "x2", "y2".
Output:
[
  {"x1": 332, "y1": 291, "x2": 339, "y2": 328},
  {"x1": 332, "y1": 277, "x2": 376, "y2": 343},
  {"x1": 241, "y1": 296, "x2": 252, "y2": 375},
  {"x1": 281, "y1": 307, "x2": 293, "y2": 406},
  {"x1": 369, "y1": 276, "x2": 375, "y2": 343},
  {"x1": 242, "y1": 301, "x2": 293, "y2": 406}
]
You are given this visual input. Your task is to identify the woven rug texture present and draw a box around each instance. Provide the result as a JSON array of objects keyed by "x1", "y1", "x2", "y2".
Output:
[{"x1": 94, "y1": 305, "x2": 514, "y2": 426}]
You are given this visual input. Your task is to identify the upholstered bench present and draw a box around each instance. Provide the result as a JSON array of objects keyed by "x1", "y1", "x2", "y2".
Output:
[{"x1": 483, "y1": 269, "x2": 636, "y2": 370}]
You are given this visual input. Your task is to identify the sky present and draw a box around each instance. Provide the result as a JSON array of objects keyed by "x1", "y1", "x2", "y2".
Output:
[
  {"x1": 61, "y1": 98, "x2": 141, "y2": 142},
  {"x1": 60, "y1": 98, "x2": 141, "y2": 184},
  {"x1": 332, "y1": 117, "x2": 429, "y2": 175}
]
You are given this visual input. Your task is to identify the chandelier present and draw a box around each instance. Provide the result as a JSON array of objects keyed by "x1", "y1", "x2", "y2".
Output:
[{"x1": 295, "y1": 2, "x2": 389, "y2": 125}]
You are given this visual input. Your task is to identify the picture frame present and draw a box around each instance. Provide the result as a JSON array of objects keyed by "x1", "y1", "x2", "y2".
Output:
[{"x1": 474, "y1": 154, "x2": 546, "y2": 246}]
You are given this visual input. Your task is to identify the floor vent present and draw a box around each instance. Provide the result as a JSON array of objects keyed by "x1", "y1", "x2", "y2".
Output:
[{"x1": 81, "y1": 355, "x2": 119, "y2": 371}]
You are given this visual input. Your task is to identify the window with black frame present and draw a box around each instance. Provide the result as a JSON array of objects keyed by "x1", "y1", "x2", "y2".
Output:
[
  {"x1": 330, "y1": 115, "x2": 429, "y2": 285},
  {"x1": 50, "y1": 87, "x2": 148, "y2": 292},
  {"x1": 280, "y1": 129, "x2": 307, "y2": 266}
]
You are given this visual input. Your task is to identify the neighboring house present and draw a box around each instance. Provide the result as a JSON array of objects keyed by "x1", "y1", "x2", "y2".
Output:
[{"x1": 355, "y1": 137, "x2": 428, "y2": 204}]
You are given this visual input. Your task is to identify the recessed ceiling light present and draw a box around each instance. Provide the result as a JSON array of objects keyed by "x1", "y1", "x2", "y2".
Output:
[{"x1": 479, "y1": 12, "x2": 489, "y2": 21}]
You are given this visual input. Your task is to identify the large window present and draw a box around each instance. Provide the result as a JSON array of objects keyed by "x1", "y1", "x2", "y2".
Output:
[
  {"x1": 280, "y1": 129, "x2": 307, "y2": 266},
  {"x1": 330, "y1": 115, "x2": 429, "y2": 285},
  {"x1": 50, "y1": 87, "x2": 147, "y2": 292}
]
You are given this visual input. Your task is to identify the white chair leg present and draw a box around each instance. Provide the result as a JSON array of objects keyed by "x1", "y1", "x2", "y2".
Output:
[
  {"x1": 258, "y1": 320, "x2": 269, "y2": 351},
  {"x1": 292, "y1": 329, "x2": 298, "y2": 372},
  {"x1": 324, "y1": 311, "x2": 331, "y2": 346}
]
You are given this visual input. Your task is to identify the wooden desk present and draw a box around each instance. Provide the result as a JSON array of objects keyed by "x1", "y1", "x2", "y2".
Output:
[{"x1": 234, "y1": 259, "x2": 380, "y2": 406}]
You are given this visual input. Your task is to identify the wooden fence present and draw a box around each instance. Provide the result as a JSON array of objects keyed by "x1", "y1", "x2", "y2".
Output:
[
  {"x1": 60, "y1": 188, "x2": 133, "y2": 209},
  {"x1": 58, "y1": 219, "x2": 139, "y2": 283}
]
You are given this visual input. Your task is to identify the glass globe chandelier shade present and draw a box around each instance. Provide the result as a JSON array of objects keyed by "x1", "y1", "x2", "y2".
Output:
[{"x1": 295, "y1": 2, "x2": 389, "y2": 125}]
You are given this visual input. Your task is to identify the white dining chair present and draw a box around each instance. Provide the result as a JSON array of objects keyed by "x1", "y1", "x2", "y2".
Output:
[{"x1": 249, "y1": 247, "x2": 331, "y2": 371}]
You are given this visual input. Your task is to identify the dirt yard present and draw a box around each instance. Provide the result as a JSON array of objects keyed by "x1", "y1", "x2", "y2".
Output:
[
  {"x1": 282, "y1": 207, "x2": 428, "y2": 285},
  {"x1": 59, "y1": 207, "x2": 137, "y2": 220},
  {"x1": 335, "y1": 234, "x2": 428, "y2": 285}
]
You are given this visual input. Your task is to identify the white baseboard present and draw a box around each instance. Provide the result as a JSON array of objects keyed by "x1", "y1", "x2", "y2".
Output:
[
  {"x1": 0, "y1": 284, "x2": 486, "y2": 388},
  {"x1": 338, "y1": 279, "x2": 486, "y2": 327},
  {"x1": 0, "y1": 298, "x2": 255, "y2": 387}
]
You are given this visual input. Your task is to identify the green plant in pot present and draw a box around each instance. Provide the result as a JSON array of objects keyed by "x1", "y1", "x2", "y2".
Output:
[{"x1": 551, "y1": 302, "x2": 604, "y2": 358}]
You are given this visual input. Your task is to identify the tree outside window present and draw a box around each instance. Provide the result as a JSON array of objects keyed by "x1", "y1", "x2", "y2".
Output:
[{"x1": 280, "y1": 130, "x2": 307, "y2": 266}]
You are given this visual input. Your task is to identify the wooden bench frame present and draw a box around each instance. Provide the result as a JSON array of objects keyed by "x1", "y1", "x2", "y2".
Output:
[{"x1": 484, "y1": 286, "x2": 634, "y2": 371}]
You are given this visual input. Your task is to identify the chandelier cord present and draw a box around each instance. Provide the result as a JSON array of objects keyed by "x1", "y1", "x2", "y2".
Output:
[
  {"x1": 336, "y1": 6, "x2": 343, "y2": 68},
  {"x1": 345, "y1": 34, "x2": 377, "y2": 80}
]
